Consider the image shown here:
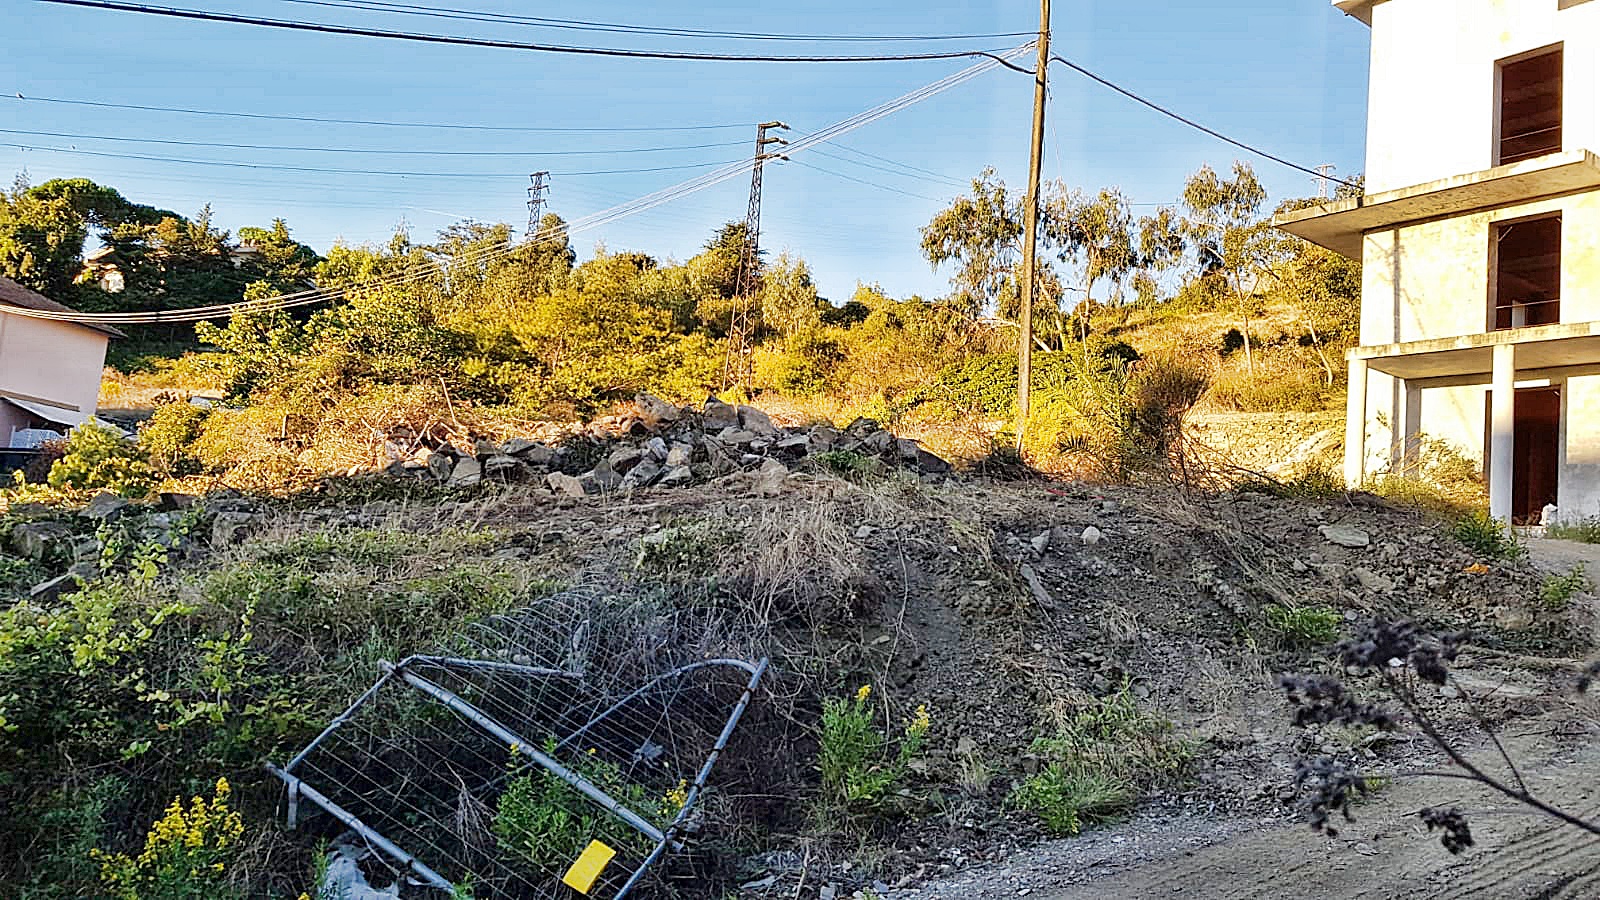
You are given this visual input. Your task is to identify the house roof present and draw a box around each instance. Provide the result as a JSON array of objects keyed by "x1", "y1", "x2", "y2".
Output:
[
  {"x1": 1333, "y1": 0, "x2": 1380, "y2": 26},
  {"x1": 0, "y1": 276, "x2": 126, "y2": 338}
]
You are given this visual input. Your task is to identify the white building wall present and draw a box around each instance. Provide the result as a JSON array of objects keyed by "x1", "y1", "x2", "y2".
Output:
[
  {"x1": 1366, "y1": 0, "x2": 1600, "y2": 194},
  {"x1": 1560, "y1": 374, "x2": 1600, "y2": 519},
  {"x1": 0, "y1": 312, "x2": 110, "y2": 415}
]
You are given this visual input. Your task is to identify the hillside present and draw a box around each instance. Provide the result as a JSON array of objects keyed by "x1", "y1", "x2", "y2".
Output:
[{"x1": 1, "y1": 393, "x2": 1590, "y2": 898}]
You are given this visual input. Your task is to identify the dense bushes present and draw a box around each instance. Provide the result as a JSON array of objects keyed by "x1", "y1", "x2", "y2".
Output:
[{"x1": 48, "y1": 422, "x2": 154, "y2": 497}]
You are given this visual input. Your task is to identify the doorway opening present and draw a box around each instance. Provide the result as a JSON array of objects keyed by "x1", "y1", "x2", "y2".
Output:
[{"x1": 1513, "y1": 386, "x2": 1560, "y2": 524}]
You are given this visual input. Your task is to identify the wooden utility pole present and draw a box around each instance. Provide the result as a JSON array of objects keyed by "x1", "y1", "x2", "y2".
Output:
[{"x1": 1016, "y1": 0, "x2": 1051, "y2": 451}]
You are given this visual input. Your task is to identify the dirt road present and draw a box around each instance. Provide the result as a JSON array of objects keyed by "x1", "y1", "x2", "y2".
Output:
[{"x1": 917, "y1": 722, "x2": 1600, "y2": 899}]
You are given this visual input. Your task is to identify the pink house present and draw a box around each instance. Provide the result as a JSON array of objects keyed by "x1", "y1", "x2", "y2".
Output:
[{"x1": 0, "y1": 276, "x2": 122, "y2": 447}]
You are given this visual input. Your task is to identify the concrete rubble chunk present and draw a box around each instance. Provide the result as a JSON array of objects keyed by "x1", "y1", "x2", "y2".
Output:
[
  {"x1": 482, "y1": 455, "x2": 524, "y2": 480},
  {"x1": 622, "y1": 459, "x2": 662, "y2": 490},
  {"x1": 701, "y1": 396, "x2": 740, "y2": 431},
  {"x1": 634, "y1": 391, "x2": 682, "y2": 423},
  {"x1": 809, "y1": 424, "x2": 840, "y2": 451},
  {"x1": 775, "y1": 434, "x2": 810, "y2": 454},
  {"x1": 737, "y1": 405, "x2": 778, "y2": 435},
  {"x1": 448, "y1": 457, "x2": 483, "y2": 488},
  {"x1": 589, "y1": 459, "x2": 623, "y2": 492},
  {"x1": 753, "y1": 457, "x2": 790, "y2": 496},
  {"x1": 607, "y1": 447, "x2": 645, "y2": 474},
  {"x1": 665, "y1": 442, "x2": 694, "y2": 467},
  {"x1": 1081, "y1": 525, "x2": 1104, "y2": 547},
  {"x1": 717, "y1": 428, "x2": 758, "y2": 447},
  {"x1": 501, "y1": 437, "x2": 542, "y2": 456},
  {"x1": 662, "y1": 465, "x2": 693, "y2": 486},
  {"x1": 916, "y1": 448, "x2": 952, "y2": 474},
  {"x1": 896, "y1": 437, "x2": 922, "y2": 460},
  {"x1": 82, "y1": 491, "x2": 130, "y2": 521},
  {"x1": 1319, "y1": 524, "x2": 1371, "y2": 549},
  {"x1": 1354, "y1": 567, "x2": 1395, "y2": 593},
  {"x1": 30, "y1": 572, "x2": 82, "y2": 603},
  {"x1": 211, "y1": 511, "x2": 256, "y2": 546},
  {"x1": 425, "y1": 450, "x2": 455, "y2": 482},
  {"x1": 863, "y1": 430, "x2": 895, "y2": 453},
  {"x1": 473, "y1": 439, "x2": 499, "y2": 458},
  {"x1": 11, "y1": 521, "x2": 71, "y2": 561},
  {"x1": 546, "y1": 471, "x2": 586, "y2": 498},
  {"x1": 644, "y1": 436, "x2": 669, "y2": 460}
]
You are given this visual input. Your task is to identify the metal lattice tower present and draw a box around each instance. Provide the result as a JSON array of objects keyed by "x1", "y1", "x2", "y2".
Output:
[
  {"x1": 724, "y1": 121, "x2": 788, "y2": 389},
  {"x1": 527, "y1": 171, "x2": 551, "y2": 237}
]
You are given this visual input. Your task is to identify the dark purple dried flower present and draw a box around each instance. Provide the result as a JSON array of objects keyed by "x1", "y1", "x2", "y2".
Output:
[
  {"x1": 1420, "y1": 806, "x2": 1474, "y2": 854},
  {"x1": 1293, "y1": 756, "x2": 1369, "y2": 837}
]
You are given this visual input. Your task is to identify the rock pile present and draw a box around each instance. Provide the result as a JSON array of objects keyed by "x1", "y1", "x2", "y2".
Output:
[{"x1": 383, "y1": 394, "x2": 952, "y2": 496}]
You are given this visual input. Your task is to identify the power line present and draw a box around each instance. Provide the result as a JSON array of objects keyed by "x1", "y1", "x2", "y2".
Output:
[
  {"x1": 821, "y1": 142, "x2": 968, "y2": 185},
  {"x1": 1048, "y1": 54, "x2": 1361, "y2": 188},
  {"x1": 808, "y1": 147, "x2": 965, "y2": 188},
  {"x1": 789, "y1": 159, "x2": 945, "y2": 203},
  {"x1": 271, "y1": 0, "x2": 1035, "y2": 42},
  {"x1": 0, "y1": 143, "x2": 739, "y2": 177},
  {"x1": 0, "y1": 126, "x2": 746, "y2": 156},
  {"x1": 38, "y1": 0, "x2": 1021, "y2": 64},
  {"x1": 1, "y1": 47, "x2": 1028, "y2": 326},
  {"x1": 2, "y1": 92, "x2": 750, "y2": 133}
]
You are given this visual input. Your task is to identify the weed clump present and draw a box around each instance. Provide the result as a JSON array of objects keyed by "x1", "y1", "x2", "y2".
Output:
[
  {"x1": 1451, "y1": 511, "x2": 1525, "y2": 561},
  {"x1": 1548, "y1": 517, "x2": 1600, "y2": 544},
  {"x1": 1540, "y1": 564, "x2": 1589, "y2": 610},
  {"x1": 1011, "y1": 686, "x2": 1193, "y2": 835},
  {"x1": 1264, "y1": 603, "x2": 1343, "y2": 648},
  {"x1": 816, "y1": 684, "x2": 930, "y2": 817}
]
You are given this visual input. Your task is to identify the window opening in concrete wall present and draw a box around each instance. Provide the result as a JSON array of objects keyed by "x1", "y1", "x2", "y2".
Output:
[
  {"x1": 1492, "y1": 215, "x2": 1561, "y2": 330},
  {"x1": 1498, "y1": 47, "x2": 1563, "y2": 165}
]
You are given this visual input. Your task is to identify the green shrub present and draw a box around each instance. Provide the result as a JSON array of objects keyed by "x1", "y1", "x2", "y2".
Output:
[
  {"x1": 138, "y1": 403, "x2": 211, "y2": 478},
  {"x1": 492, "y1": 741, "x2": 658, "y2": 872},
  {"x1": 1540, "y1": 564, "x2": 1589, "y2": 610},
  {"x1": 1264, "y1": 603, "x2": 1342, "y2": 647},
  {"x1": 1451, "y1": 510, "x2": 1525, "y2": 561},
  {"x1": 817, "y1": 684, "x2": 930, "y2": 814},
  {"x1": 1010, "y1": 763, "x2": 1136, "y2": 835},
  {"x1": 48, "y1": 423, "x2": 154, "y2": 498},
  {"x1": 635, "y1": 518, "x2": 740, "y2": 577},
  {"x1": 1011, "y1": 686, "x2": 1191, "y2": 836},
  {"x1": 813, "y1": 449, "x2": 876, "y2": 479}
]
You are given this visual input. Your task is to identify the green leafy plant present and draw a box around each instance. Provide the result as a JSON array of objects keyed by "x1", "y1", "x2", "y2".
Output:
[
  {"x1": 138, "y1": 402, "x2": 211, "y2": 478},
  {"x1": 635, "y1": 518, "x2": 740, "y2": 577},
  {"x1": 492, "y1": 740, "x2": 652, "y2": 872},
  {"x1": 48, "y1": 423, "x2": 154, "y2": 499},
  {"x1": 1540, "y1": 564, "x2": 1589, "y2": 610},
  {"x1": 813, "y1": 449, "x2": 876, "y2": 479},
  {"x1": 1264, "y1": 603, "x2": 1342, "y2": 647},
  {"x1": 817, "y1": 684, "x2": 930, "y2": 814},
  {"x1": 1011, "y1": 686, "x2": 1192, "y2": 836},
  {"x1": 1451, "y1": 510, "x2": 1525, "y2": 561}
]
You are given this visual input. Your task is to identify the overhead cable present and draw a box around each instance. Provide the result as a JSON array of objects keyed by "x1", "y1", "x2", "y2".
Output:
[
  {"x1": 1, "y1": 92, "x2": 750, "y2": 132},
  {"x1": 37, "y1": 0, "x2": 1021, "y2": 64},
  {"x1": 0, "y1": 127, "x2": 747, "y2": 157},
  {"x1": 0, "y1": 143, "x2": 739, "y2": 177},
  {"x1": 1049, "y1": 54, "x2": 1361, "y2": 187},
  {"x1": 1, "y1": 46, "x2": 1029, "y2": 326},
  {"x1": 271, "y1": 0, "x2": 1034, "y2": 42}
]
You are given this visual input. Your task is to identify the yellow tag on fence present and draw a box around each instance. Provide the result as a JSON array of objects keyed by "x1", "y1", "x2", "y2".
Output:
[{"x1": 562, "y1": 840, "x2": 617, "y2": 894}]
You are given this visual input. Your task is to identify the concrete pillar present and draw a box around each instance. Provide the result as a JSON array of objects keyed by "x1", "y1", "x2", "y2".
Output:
[
  {"x1": 1345, "y1": 356, "x2": 1369, "y2": 488},
  {"x1": 1489, "y1": 343, "x2": 1516, "y2": 522},
  {"x1": 1402, "y1": 380, "x2": 1423, "y2": 474}
]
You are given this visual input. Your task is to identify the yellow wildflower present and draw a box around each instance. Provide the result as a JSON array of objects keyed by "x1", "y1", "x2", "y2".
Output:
[
  {"x1": 855, "y1": 684, "x2": 872, "y2": 704},
  {"x1": 1465, "y1": 562, "x2": 1491, "y2": 575}
]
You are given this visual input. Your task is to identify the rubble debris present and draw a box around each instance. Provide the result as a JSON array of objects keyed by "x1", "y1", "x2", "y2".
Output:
[{"x1": 371, "y1": 396, "x2": 953, "y2": 496}]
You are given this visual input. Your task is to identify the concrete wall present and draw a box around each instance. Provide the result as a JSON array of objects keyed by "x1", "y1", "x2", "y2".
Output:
[
  {"x1": 0, "y1": 312, "x2": 109, "y2": 416},
  {"x1": 1367, "y1": 0, "x2": 1600, "y2": 193}
]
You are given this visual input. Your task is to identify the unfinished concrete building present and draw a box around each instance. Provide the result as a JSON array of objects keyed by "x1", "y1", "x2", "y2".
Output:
[{"x1": 1277, "y1": 0, "x2": 1600, "y2": 524}]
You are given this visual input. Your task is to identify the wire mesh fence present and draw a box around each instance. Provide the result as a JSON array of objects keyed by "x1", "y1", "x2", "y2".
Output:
[{"x1": 269, "y1": 585, "x2": 768, "y2": 898}]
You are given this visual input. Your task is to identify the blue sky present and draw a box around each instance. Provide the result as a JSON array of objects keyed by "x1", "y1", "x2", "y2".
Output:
[{"x1": 3, "y1": 0, "x2": 1370, "y2": 302}]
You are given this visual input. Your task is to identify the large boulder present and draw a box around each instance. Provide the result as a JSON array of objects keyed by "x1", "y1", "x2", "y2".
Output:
[
  {"x1": 546, "y1": 471, "x2": 586, "y2": 498},
  {"x1": 737, "y1": 405, "x2": 778, "y2": 436},
  {"x1": 634, "y1": 392, "x2": 682, "y2": 424},
  {"x1": 702, "y1": 397, "x2": 740, "y2": 431},
  {"x1": 448, "y1": 457, "x2": 483, "y2": 488},
  {"x1": 11, "y1": 521, "x2": 71, "y2": 562}
]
